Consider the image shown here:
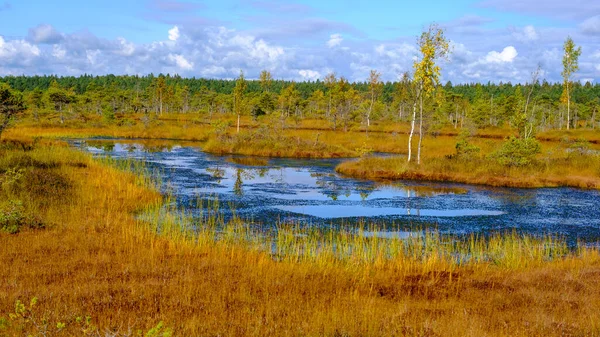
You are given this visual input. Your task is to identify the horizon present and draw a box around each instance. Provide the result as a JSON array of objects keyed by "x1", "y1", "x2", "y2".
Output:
[
  {"x1": 0, "y1": 0, "x2": 598, "y2": 84},
  {"x1": 2, "y1": 73, "x2": 599, "y2": 87}
]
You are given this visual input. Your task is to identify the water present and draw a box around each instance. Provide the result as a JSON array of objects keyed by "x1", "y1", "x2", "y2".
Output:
[{"x1": 76, "y1": 139, "x2": 600, "y2": 243}]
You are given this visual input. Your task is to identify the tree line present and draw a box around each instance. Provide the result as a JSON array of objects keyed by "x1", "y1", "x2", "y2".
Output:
[{"x1": 1, "y1": 73, "x2": 597, "y2": 126}]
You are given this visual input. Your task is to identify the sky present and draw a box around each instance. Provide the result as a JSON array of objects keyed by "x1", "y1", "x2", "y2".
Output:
[{"x1": 0, "y1": 0, "x2": 599, "y2": 83}]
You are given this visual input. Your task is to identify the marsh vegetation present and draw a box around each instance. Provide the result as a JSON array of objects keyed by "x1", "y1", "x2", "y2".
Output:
[{"x1": 1, "y1": 33, "x2": 600, "y2": 336}]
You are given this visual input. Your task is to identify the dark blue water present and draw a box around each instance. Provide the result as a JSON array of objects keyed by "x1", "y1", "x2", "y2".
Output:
[{"x1": 76, "y1": 139, "x2": 600, "y2": 244}]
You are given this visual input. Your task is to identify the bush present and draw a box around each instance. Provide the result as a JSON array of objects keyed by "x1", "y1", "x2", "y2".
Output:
[
  {"x1": 210, "y1": 119, "x2": 231, "y2": 140},
  {"x1": 567, "y1": 138, "x2": 592, "y2": 157},
  {"x1": 23, "y1": 168, "x2": 71, "y2": 200},
  {"x1": 491, "y1": 136, "x2": 541, "y2": 167},
  {"x1": 102, "y1": 105, "x2": 116, "y2": 123},
  {"x1": 0, "y1": 200, "x2": 43, "y2": 234},
  {"x1": 453, "y1": 138, "x2": 480, "y2": 159}
]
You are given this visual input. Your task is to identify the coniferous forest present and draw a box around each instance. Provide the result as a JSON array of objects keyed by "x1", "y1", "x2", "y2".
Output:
[{"x1": 2, "y1": 73, "x2": 599, "y2": 132}]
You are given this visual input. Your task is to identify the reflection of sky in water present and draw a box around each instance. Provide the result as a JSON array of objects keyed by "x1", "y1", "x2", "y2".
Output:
[
  {"x1": 75, "y1": 140, "x2": 600, "y2": 242},
  {"x1": 361, "y1": 231, "x2": 419, "y2": 239},
  {"x1": 274, "y1": 205, "x2": 505, "y2": 218}
]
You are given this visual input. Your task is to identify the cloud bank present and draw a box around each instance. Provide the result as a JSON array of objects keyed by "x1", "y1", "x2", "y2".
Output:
[{"x1": 0, "y1": 1, "x2": 599, "y2": 84}]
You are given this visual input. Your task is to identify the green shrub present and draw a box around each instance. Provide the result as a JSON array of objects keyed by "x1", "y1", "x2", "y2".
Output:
[
  {"x1": 453, "y1": 138, "x2": 480, "y2": 159},
  {"x1": 210, "y1": 119, "x2": 231, "y2": 140},
  {"x1": 102, "y1": 105, "x2": 116, "y2": 123},
  {"x1": 0, "y1": 200, "x2": 43, "y2": 234},
  {"x1": 491, "y1": 136, "x2": 541, "y2": 167}
]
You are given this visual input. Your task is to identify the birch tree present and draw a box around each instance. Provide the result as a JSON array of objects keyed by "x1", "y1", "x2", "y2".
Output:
[
  {"x1": 324, "y1": 73, "x2": 337, "y2": 128},
  {"x1": 561, "y1": 36, "x2": 581, "y2": 130},
  {"x1": 234, "y1": 70, "x2": 247, "y2": 133},
  {"x1": 366, "y1": 69, "x2": 382, "y2": 136},
  {"x1": 409, "y1": 24, "x2": 450, "y2": 164},
  {"x1": 259, "y1": 70, "x2": 273, "y2": 93}
]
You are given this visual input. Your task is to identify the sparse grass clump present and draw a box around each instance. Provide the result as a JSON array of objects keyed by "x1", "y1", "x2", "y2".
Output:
[{"x1": 203, "y1": 123, "x2": 357, "y2": 158}]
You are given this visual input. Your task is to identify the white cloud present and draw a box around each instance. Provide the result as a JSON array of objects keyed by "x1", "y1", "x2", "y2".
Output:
[
  {"x1": 116, "y1": 37, "x2": 135, "y2": 56},
  {"x1": 299, "y1": 69, "x2": 320, "y2": 81},
  {"x1": 28, "y1": 24, "x2": 63, "y2": 44},
  {"x1": 449, "y1": 42, "x2": 473, "y2": 64},
  {"x1": 0, "y1": 36, "x2": 41, "y2": 61},
  {"x1": 168, "y1": 53, "x2": 193, "y2": 70},
  {"x1": 201, "y1": 65, "x2": 226, "y2": 77},
  {"x1": 327, "y1": 33, "x2": 343, "y2": 48},
  {"x1": 168, "y1": 26, "x2": 180, "y2": 41},
  {"x1": 86, "y1": 49, "x2": 100, "y2": 65},
  {"x1": 512, "y1": 25, "x2": 539, "y2": 42},
  {"x1": 524, "y1": 26, "x2": 539, "y2": 40},
  {"x1": 484, "y1": 46, "x2": 518, "y2": 63},
  {"x1": 581, "y1": 15, "x2": 600, "y2": 35},
  {"x1": 248, "y1": 39, "x2": 284, "y2": 61},
  {"x1": 2, "y1": 16, "x2": 598, "y2": 84},
  {"x1": 375, "y1": 43, "x2": 415, "y2": 59},
  {"x1": 52, "y1": 44, "x2": 66, "y2": 59}
]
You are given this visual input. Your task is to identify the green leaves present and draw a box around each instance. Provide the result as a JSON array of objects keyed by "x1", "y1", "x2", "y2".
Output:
[
  {"x1": 413, "y1": 24, "x2": 450, "y2": 98},
  {"x1": 561, "y1": 37, "x2": 582, "y2": 81},
  {"x1": 491, "y1": 136, "x2": 542, "y2": 167},
  {"x1": 0, "y1": 82, "x2": 27, "y2": 138}
]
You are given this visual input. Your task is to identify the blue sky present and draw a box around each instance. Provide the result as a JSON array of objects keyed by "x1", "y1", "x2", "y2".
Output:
[{"x1": 0, "y1": 0, "x2": 599, "y2": 83}]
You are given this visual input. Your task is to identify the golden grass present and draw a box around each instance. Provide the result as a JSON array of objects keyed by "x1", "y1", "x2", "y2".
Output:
[
  {"x1": 226, "y1": 156, "x2": 270, "y2": 166},
  {"x1": 336, "y1": 152, "x2": 600, "y2": 189},
  {"x1": 202, "y1": 128, "x2": 357, "y2": 158},
  {"x1": 1, "y1": 139, "x2": 600, "y2": 336}
]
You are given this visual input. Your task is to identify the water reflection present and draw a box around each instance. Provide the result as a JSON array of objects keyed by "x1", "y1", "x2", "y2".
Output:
[
  {"x1": 74, "y1": 139, "x2": 600, "y2": 242},
  {"x1": 274, "y1": 205, "x2": 505, "y2": 218}
]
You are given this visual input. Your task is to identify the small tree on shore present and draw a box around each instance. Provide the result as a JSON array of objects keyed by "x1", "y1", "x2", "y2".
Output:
[
  {"x1": 0, "y1": 83, "x2": 27, "y2": 139},
  {"x1": 408, "y1": 24, "x2": 450, "y2": 164},
  {"x1": 365, "y1": 70, "x2": 382, "y2": 136},
  {"x1": 561, "y1": 36, "x2": 581, "y2": 130},
  {"x1": 233, "y1": 70, "x2": 247, "y2": 133}
]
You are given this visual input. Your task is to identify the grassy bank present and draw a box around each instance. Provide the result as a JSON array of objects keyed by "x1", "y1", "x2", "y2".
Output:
[
  {"x1": 202, "y1": 124, "x2": 357, "y2": 158},
  {"x1": 336, "y1": 151, "x2": 600, "y2": 189},
  {"x1": 1, "y1": 138, "x2": 600, "y2": 335}
]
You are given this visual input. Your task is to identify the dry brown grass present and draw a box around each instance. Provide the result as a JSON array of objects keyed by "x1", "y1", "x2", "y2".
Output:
[
  {"x1": 336, "y1": 152, "x2": 600, "y2": 189},
  {"x1": 1, "y1": 140, "x2": 600, "y2": 336}
]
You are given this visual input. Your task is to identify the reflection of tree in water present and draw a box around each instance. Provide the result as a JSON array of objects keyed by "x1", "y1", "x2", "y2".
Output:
[
  {"x1": 142, "y1": 144, "x2": 174, "y2": 153},
  {"x1": 234, "y1": 168, "x2": 243, "y2": 196},
  {"x1": 103, "y1": 143, "x2": 115, "y2": 152},
  {"x1": 406, "y1": 189, "x2": 412, "y2": 215},
  {"x1": 206, "y1": 167, "x2": 225, "y2": 183},
  {"x1": 486, "y1": 188, "x2": 536, "y2": 206},
  {"x1": 125, "y1": 144, "x2": 137, "y2": 153},
  {"x1": 232, "y1": 168, "x2": 257, "y2": 197},
  {"x1": 358, "y1": 186, "x2": 376, "y2": 201},
  {"x1": 257, "y1": 168, "x2": 269, "y2": 178},
  {"x1": 85, "y1": 141, "x2": 115, "y2": 152},
  {"x1": 314, "y1": 176, "x2": 350, "y2": 201}
]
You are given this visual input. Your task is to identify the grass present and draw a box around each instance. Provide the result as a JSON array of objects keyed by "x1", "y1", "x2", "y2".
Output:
[
  {"x1": 2, "y1": 138, "x2": 600, "y2": 335},
  {"x1": 336, "y1": 139, "x2": 600, "y2": 189},
  {"x1": 202, "y1": 126, "x2": 357, "y2": 158}
]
